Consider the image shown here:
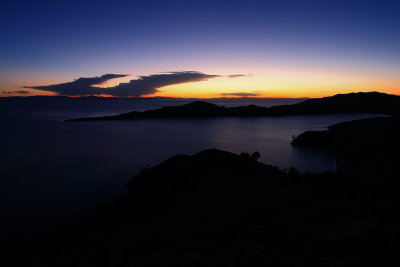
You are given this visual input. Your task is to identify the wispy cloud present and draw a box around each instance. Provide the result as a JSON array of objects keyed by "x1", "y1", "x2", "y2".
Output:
[
  {"x1": 220, "y1": 92, "x2": 260, "y2": 97},
  {"x1": 227, "y1": 74, "x2": 247, "y2": 78},
  {"x1": 26, "y1": 72, "x2": 220, "y2": 97},
  {"x1": 2, "y1": 90, "x2": 30, "y2": 94}
]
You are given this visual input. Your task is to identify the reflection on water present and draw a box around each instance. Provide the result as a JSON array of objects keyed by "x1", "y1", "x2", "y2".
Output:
[{"x1": 0, "y1": 98, "x2": 383, "y2": 233}]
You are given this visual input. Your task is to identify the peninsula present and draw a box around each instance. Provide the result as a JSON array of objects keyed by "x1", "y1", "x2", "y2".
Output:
[{"x1": 66, "y1": 92, "x2": 400, "y2": 121}]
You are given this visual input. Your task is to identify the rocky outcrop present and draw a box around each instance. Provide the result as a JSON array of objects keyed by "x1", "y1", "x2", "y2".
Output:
[{"x1": 292, "y1": 116, "x2": 400, "y2": 176}]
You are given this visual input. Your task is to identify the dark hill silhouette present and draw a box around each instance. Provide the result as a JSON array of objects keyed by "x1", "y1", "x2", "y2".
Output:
[
  {"x1": 3, "y1": 141, "x2": 400, "y2": 265},
  {"x1": 268, "y1": 91, "x2": 400, "y2": 115},
  {"x1": 67, "y1": 92, "x2": 400, "y2": 121},
  {"x1": 292, "y1": 115, "x2": 400, "y2": 176}
]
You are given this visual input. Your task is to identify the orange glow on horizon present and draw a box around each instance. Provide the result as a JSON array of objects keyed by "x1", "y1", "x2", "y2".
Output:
[
  {"x1": 2, "y1": 68, "x2": 400, "y2": 98},
  {"x1": 145, "y1": 70, "x2": 400, "y2": 98},
  {"x1": 145, "y1": 90, "x2": 400, "y2": 99}
]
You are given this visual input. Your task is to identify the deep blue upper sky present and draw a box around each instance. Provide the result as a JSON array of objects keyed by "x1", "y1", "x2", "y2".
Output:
[{"x1": 1, "y1": 0, "x2": 399, "y2": 97}]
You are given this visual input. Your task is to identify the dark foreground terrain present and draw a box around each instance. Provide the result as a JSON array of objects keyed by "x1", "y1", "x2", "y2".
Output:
[{"x1": 2, "y1": 113, "x2": 400, "y2": 266}]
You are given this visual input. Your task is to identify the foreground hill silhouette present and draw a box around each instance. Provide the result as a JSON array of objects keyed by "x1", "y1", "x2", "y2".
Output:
[
  {"x1": 67, "y1": 92, "x2": 400, "y2": 121},
  {"x1": 3, "y1": 117, "x2": 400, "y2": 266}
]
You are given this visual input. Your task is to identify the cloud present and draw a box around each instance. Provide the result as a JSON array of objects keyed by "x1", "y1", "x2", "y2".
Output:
[
  {"x1": 25, "y1": 74, "x2": 128, "y2": 96},
  {"x1": 227, "y1": 74, "x2": 246, "y2": 78},
  {"x1": 2, "y1": 90, "x2": 30, "y2": 94},
  {"x1": 220, "y1": 92, "x2": 260, "y2": 97},
  {"x1": 26, "y1": 71, "x2": 219, "y2": 97}
]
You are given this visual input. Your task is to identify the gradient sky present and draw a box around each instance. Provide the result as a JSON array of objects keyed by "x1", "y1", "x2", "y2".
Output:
[{"x1": 1, "y1": 0, "x2": 399, "y2": 98}]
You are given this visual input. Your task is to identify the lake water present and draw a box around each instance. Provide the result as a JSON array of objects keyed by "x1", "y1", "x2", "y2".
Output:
[{"x1": 0, "y1": 97, "x2": 382, "y2": 233}]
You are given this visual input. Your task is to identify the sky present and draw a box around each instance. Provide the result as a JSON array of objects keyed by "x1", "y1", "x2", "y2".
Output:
[{"x1": 1, "y1": 0, "x2": 399, "y2": 98}]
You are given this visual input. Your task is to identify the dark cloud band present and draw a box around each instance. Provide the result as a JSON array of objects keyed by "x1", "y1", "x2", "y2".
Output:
[
  {"x1": 220, "y1": 92, "x2": 260, "y2": 97},
  {"x1": 26, "y1": 72, "x2": 219, "y2": 97},
  {"x1": 2, "y1": 90, "x2": 30, "y2": 94}
]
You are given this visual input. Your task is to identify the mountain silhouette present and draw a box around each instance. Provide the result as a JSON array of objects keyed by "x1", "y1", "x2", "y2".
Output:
[{"x1": 66, "y1": 92, "x2": 400, "y2": 121}]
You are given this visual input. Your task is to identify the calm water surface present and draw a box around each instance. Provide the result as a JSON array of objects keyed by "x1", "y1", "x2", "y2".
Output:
[{"x1": 0, "y1": 98, "x2": 383, "y2": 233}]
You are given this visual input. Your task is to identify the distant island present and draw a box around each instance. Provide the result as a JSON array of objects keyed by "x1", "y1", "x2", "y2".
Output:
[{"x1": 66, "y1": 92, "x2": 400, "y2": 121}]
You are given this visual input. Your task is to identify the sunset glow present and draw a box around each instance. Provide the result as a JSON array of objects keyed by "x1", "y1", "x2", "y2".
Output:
[{"x1": 1, "y1": 0, "x2": 399, "y2": 98}]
